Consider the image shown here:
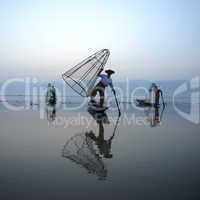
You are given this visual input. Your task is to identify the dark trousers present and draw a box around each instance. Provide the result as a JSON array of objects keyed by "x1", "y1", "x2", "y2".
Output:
[{"x1": 90, "y1": 82, "x2": 105, "y2": 106}]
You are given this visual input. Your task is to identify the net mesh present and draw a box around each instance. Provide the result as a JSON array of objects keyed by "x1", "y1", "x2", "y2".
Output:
[
  {"x1": 62, "y1": 49, "x2": 110, "y2": 97},
  {"x1": 62, "y1": 133, "x2": 107, "y2": 179}
]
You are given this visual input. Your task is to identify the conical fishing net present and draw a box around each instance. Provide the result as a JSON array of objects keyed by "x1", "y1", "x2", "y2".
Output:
[{"x1": 62, "y1": 49, "x2": 110, "y2": 97}]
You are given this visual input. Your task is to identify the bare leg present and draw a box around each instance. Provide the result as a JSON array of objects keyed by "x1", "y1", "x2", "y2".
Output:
[{"x1": 90, "y1": 86, "x2": 98, "y2": 102}]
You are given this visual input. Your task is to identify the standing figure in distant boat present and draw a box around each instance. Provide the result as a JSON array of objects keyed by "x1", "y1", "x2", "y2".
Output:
[
  {"x1": 90, "y1": 69, "x2": 116, "y2": 108},
  {"x1": 46, "y1": 83, "x2": 52, "y2": 104},
  {"x1": 149, "y1": 83, "x2": 164, "y2": 107},
  {"x1": 51, "y1": 85, "x2": 57, "y2": 104},
  {"x1": 155, "y1": 87, "x2": 163, "y2": 107},
  {"x1": 149, "y1": 83, "x2": 158, "y2": 106},
  {"x1": 46, "y1": 83, "x2": 57, "y2": 105}
]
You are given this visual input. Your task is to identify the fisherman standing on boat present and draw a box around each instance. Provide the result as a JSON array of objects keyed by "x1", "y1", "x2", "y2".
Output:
[
  {"x1": 155, "y1": 87, "x2": 163, "y2": 107},
  {"x1": 90, "y1": 69, "x2": 116, "y2": 108},
  {"x1": 46, "y1": 83, "x2": 57, "y2": 105},
  {"x1": 51, "y1": 85, "x2": 57, "y2": 104},
  {"x1": 149, "y1": 83, "x2": 157, "y2": 105},
  {"x1": 149, "y1": 83, "x2": 164, "y2": 107}
]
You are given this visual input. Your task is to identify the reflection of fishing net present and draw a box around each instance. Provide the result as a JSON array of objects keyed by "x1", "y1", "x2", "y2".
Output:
[
  {"x1": 62, "y1": 133, "x2": 107, "y2": 179},
  {"x1": 62, "y1": 49, "x2": 110, "y2": 97}
]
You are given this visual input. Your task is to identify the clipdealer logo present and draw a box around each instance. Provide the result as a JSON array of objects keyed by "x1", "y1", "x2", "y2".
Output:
[{"x1": 173, "y1": 77, "x2": 200, "y2": 124}]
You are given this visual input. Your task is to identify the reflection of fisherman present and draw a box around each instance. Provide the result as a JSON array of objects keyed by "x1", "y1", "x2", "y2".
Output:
[
  {"x1": 46, "y1": 104, "x2": 56, "y2": 122},
  {"x1": 146, "y1": 106, "x2": 165, "y2": 127},
  {"x1": 46, "y1": 83, "x2": 57, "y2": 105},
  {"x1": 90, "y1": 69, "x2": 116, "y2": 107},
  {"x1": 151, "y1": 107, "x2": 160, "y2": 127},
  {"x1": 87, "y1": 111, "x2": 113, "y2": 158}
]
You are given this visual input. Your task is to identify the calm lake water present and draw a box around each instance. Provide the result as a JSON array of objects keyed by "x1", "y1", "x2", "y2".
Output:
[
  {"x1": 0, "y1": 79, "x2": 200, "y2": 199},
  {"x1": 0, "y1": 101, "x2": 200, "y2": 200}
]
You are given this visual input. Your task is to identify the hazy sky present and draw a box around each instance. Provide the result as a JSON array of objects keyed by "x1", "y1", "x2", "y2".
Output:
[{"x1": 0, "y1": 0, "x2": 199, "y2": 80}]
